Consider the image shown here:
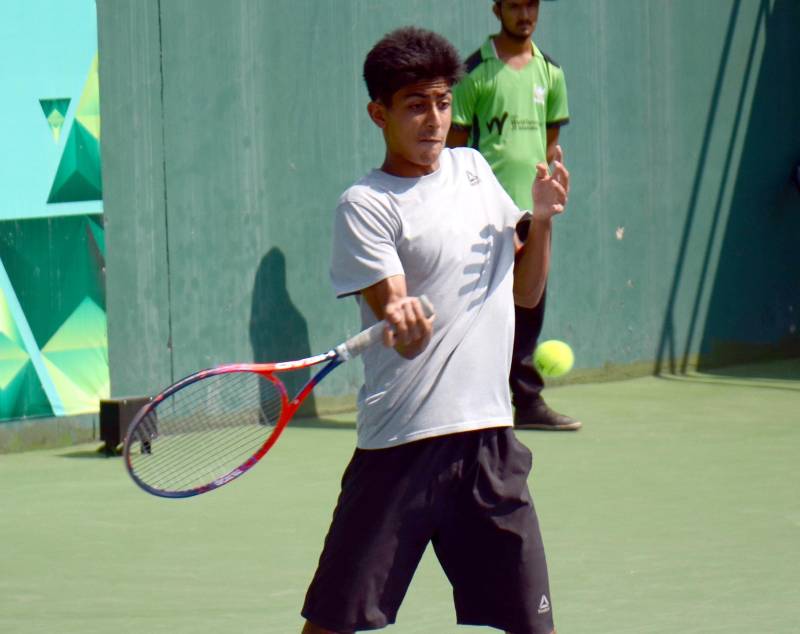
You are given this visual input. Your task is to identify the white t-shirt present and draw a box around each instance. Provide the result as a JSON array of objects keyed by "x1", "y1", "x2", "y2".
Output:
[{"x1": 330, "y1": 147, "x2": 526, "y2": 449}]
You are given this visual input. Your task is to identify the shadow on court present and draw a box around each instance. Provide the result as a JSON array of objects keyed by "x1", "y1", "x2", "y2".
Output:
[
  {"x1": 699, "y1": 357, "x2": 800, "y2": 382},
  {"x1": 658, "y1": 357, "x2": 800, "y2": 391},
  {"x1": 288, "y1": 416, "x2": 356, "y2": 430},
  {"x1": 56, "y1": 446, "x2": 115, "y2": 459},
  {"x1": 54, "y1": 417, "x2": 357, "y2": 459}
]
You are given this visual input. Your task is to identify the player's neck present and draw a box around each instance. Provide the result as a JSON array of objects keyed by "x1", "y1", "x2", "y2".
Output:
[
  {"x1": 492, "y1": 33, "x2": 533, "y2": 67},
  {"x1": 381, "y1": 151, "x2": 440, "y2": 178}
]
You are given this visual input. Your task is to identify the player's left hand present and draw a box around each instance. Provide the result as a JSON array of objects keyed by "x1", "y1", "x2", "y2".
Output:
[{"x1": 532, "y1": 144, "x2": 569, "y2": 221}]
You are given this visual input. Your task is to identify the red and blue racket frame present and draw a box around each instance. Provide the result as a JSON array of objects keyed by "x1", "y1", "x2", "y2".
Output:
[{"x1": 123, "y1": 295, "x2": 433, "y2": 499}]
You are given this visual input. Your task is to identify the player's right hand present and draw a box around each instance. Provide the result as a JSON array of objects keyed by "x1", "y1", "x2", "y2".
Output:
[{"x1": 383, "y1": 296, "x2": 434, "y2": 359}]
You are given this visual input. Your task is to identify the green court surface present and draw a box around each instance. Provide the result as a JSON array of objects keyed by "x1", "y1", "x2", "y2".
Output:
[{"x1": 1, "y1": 360, "x2": 798, "y2": 633}]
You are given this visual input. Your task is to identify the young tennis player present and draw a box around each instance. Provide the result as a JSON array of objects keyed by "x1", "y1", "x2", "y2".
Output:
[{"x1": 301, "y1": 26, "x2": 569, "y2": 634}]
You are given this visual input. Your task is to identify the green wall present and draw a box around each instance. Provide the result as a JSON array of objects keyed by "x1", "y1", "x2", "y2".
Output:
[{"x1": 97, "y1": 0, "x2": 800, "y2": 409}]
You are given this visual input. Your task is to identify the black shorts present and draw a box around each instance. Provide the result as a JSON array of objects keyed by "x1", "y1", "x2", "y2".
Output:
[{"x1": 301, "y1": 427, "x2": 554, "y2": 633}]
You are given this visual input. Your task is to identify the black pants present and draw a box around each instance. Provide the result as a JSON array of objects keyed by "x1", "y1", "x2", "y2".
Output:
[
  {"x1": 510, "y1": 287, "x2": 546, "y2": 412},
  {"x1": 302, "y1": 428, "x2": 554, "y2": 634}
]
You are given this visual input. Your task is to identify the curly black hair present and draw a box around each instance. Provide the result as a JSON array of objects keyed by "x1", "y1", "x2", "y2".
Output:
[{"x1": 363, "y1": 27, "x2": 464, "y2": 105}]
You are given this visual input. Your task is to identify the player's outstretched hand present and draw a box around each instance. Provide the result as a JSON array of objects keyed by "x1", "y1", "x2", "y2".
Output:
[
  {"x1": 383, "y1": 296, "x2": 434, "y2": 359},
  {"x1": 532, "y1": 144, "x2": 569, "y2": 221}
]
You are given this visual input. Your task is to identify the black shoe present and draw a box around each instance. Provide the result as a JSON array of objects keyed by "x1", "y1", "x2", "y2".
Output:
[{"x1": 514, "y1": 400, "x2": 582, "y2": 431}]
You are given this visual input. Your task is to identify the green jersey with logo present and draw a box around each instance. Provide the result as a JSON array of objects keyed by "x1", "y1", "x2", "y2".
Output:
[{"x1": 452, "y1": 37, "x2": 569, "y2": 210}]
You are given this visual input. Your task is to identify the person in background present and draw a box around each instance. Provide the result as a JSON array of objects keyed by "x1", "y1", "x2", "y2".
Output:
[{"x1": 448, "y1": 0, "x2": 581, "y2": 431}]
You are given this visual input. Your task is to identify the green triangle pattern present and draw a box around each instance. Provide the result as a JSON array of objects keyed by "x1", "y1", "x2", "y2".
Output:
[
  {"x1": 0, "y1": 362, "x2": 53, "y2": 420},
  {"x1": 86, "y1": 216, "x2": 106, "y2": 258},
  {"x1": 46, "y1": 121, "x2": 102, "y2": 203},
  {"x1": 0, "y1": 363, "x2": 32, "y2": 419},
  {"x1": 0, "y1": 333, "x2": 29, "y2": 389},
  {"x1": 42, "y1": 355, "x2": 108, "y2": 415},
  {"x1": 0, "y1": 332, "x2": 27, "y2": 361},
  {"x1": 41, "y1": 297, "x2": 107, "y2": 352},
  {"x1": 0, "y1": 287, "x2": 28, "y2": 389},
  {"x1": 47, "y1": 53, "x2": 102, "y2": 205},
  {"x1": 40, "y1": 297, "x2": 109, "y2": 412},
  {"x1": 39, "y1": 98, "x2": 71, "y2": 143},
  {"x1": 42, "y1": 346, "x2": 108, "y2": 383},
  {"x1": 0, "y1": 287, "x2": 24, "y2": 347}
]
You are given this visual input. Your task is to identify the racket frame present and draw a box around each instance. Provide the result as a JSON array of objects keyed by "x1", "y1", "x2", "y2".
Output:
[
  {"x1": 123, "y1": 295, "x2": 432, "y2": 498},
  {"x1": 123, "y1": 351, "x2": 341, "y2": 498}
]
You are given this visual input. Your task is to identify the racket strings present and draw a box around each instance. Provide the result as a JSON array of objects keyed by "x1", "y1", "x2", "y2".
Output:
[
  {"x1": 133, "y1": 382, "x2": 279, "y2": 490},
  {"x1": 131, "y1": 378, "x2": 281, "y2": 491},
  {"x1": 127, "y1": 372, "x2": 285, "y2": 493}
]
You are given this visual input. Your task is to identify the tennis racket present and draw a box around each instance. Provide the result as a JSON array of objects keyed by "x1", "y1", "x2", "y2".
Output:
[{"x1": 124, "y1": 295, "x2": 434, "y2": 498}]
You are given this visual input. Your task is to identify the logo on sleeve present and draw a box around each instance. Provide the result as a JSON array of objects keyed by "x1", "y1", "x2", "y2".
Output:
[
  {"x1": 537, "y1": 594, "x2": 551, "y2": 614},
  {"x1": 466, "y1": 171, "x2": 480, "y2": 186},
  {"x1": 534, "y1": 85, "x2": 546, "y2": 105}
]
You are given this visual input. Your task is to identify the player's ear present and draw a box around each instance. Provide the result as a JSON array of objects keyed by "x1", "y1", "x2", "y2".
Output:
[
  {"x1": 492, "y1": 0, "x2": 501, "y2": 20},
  {"x1": 367, "y1": 101, "x2": 387, "y2": 129}
]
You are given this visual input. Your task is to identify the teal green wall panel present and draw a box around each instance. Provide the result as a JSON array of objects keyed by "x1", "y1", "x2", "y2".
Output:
[
  {"x1": 97, "y1": 0, "x2": 173, "y2": 397},
  {"x1": 98, "y1": 0, "x2": 800, "y2": 409},
  {"x1": 529, "y1": 0, "x2": 800, "y2": 371}
]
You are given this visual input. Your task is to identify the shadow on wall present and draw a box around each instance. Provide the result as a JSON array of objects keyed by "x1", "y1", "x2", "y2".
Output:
[
  {"x1": 697, "y1": 0, "x2": 800, "y2": 372},
  {"x1": 654, "y1": 0, "x2": 800, "y2": 377},
  {"x1": 249, "y1": 247, "x2": 317, "y2": 417}
]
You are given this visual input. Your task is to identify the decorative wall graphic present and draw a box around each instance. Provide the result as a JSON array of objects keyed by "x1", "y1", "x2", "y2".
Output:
[
  {"x1": 47, "y1": 55, "x2": 102, "y2": 204},
  {"x1": 0, "y1": 215, "x2": 108, "y2": 420},
  {"x1": 39, "y1": 98, "x2": 71, "y2": 143},
  {"x1": 41, "y1": 296, "x2": 109, "y2": 414},
  {"x1": 0, "y1": 1, "x2": 108, "y2": 422},
  {"x1": 0, "y1": 263, "x2": 57, "y2": 419},
  {"x1": 0, "y1": 283, "x2": 50, "y2": 419}
]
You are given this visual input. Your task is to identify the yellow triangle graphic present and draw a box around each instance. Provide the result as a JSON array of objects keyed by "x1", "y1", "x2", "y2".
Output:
[
  {"x1": 0, "y1": 287, "x2": 24, "y2": 346},
  {"x1": 75, "y1": 54, "x2": 100, "y2": 140},
  {"x1": 42, "y1": 297, "x2": 107, "y2": 353},
  {"x1": 42, "y1": 356, "x2": 109, "y2": 415}
]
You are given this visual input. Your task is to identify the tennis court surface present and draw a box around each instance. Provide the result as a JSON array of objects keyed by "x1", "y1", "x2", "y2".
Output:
[{"x1": 1, "y1": 359, "x2": 798, "y2": 634}]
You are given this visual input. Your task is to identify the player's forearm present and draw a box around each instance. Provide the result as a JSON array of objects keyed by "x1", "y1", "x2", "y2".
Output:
[
  {"x1": 362, "y1": 275, "x2": 407, "y2": 321},
  {"x1": 513, "y1": 217, "x2": 551, "y2": 308}
]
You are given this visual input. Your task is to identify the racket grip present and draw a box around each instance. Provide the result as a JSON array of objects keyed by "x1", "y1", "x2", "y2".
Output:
[{"x1": 336, "y1": 294, "x2": 435, "y2": 361}]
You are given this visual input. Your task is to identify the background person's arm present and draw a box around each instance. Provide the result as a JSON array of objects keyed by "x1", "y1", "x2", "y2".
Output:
[
  {"x1": 446, "y1": 125, "x2": 471, "y2": 148},
  {"x1": 546, "y1": 127, "x2": 560, "y2": 164}
]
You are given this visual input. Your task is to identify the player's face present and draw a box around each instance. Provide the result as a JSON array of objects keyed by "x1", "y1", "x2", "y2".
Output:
[
  {"x1": 372, "y1": 79, "x2": 452, "y2": 177},
  {"x1": 495, "y1": 0, "x2": 540, "y2": 41}
]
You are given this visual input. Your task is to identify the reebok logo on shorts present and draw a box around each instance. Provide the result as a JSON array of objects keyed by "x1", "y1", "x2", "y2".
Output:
[{"x1": 538, "y1": 594, "x2": 551, "y2": 614}]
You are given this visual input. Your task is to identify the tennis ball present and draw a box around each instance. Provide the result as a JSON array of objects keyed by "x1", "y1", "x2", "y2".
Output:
[{"x1": 532, "y1": 340, "x2": 574, "y2": 378}]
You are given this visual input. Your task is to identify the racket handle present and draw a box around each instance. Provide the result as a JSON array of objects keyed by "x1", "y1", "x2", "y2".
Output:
[{"x1": 335, "y1": 294, "x2": 435, "y2": 361}]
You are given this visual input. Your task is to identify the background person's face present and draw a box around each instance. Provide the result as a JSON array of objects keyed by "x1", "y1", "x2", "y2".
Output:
[{"x1": 496, "y1": 0, "x2": 540, "y2": 41}]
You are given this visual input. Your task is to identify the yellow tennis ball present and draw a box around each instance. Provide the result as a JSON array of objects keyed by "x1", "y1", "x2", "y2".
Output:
[{"x1": 533, "y1": 340, "x2": 574, "y2": 378}]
